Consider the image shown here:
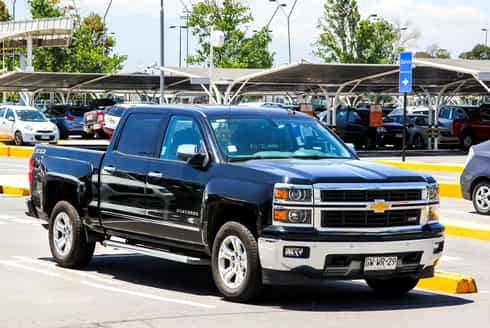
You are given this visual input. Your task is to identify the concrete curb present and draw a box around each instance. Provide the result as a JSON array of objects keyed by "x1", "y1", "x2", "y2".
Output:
[
  {"x1": 417, "y1": 271, "x2": 478, "y2": 294},
  {"x1": 0, "y1": 146, "x2": 33, "y2": 158},
  {"x1": 0, "y1": 185, "x2": 30, "y2": 196},
  {"x1": 375, "y1": 160, "x2": 464, "y2": 173}
]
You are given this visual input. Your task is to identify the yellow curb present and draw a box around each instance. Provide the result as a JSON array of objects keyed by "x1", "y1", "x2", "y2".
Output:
[
  {"x1": 439, "y1": 182, "x2": 463, "y2": 199},
  {"x1": 0, "y1": 146, "x2": 33, "y2": 158},
  {"x1": 417, "y1": 271, "x2": 478, "y2": 294},
  {"x1": 0, "y1": 185, "x2": 30, "y2": 196},
  {"x1": 376, "y1": 160, "x2": 464, "y2": 173},
  {"x1": 444, "y1": 224, "x2": 490, "y2": 242}
]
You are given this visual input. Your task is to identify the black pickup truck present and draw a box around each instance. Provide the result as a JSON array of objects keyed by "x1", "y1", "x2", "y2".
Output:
[{"x1": 27, "y1": 105, "x2": 444, "y2": 302}]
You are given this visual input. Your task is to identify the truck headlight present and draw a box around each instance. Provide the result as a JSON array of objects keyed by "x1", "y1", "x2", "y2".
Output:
[
  {"x1": 274, "y1": 184, "x2": 313, "y2": 204},
  {"x1": 273, "y1": 208, "x2": 313, "y2": 225},
  {"x1": 425, "y1": 183, "x2": 439, "y2": 202}
]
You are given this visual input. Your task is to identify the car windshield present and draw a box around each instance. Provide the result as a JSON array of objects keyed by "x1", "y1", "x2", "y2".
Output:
[
  {"x1": 17, "y1": 110, "x2": 48, "y2": 122},
  {"x1": 209, "y1": 116, "x2": 353, "y2": 161}
]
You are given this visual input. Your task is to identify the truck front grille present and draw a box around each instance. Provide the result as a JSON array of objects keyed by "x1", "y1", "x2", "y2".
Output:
[
  {"x1": 320, "y1": 189, "x2": 422, "y2": 202},
  {"x1": 321, "y1": 209, "x2": 420, "y2": 228}
]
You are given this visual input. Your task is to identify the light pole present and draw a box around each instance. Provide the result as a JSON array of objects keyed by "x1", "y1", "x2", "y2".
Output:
[
  {"x1": 209, "y1": 30, "x2": 224, "y2": 104},
  {"x1": 269, "y1": 0, "x2": 299, "y2": 64},
  {"x1": 483, "y1": 28, "x2": 489, "y2": 59},
  {"x1": 12, "y1": 0, "x2": 16, "y2": 20},
  {"x1": 160, "y1": 0, "x2": 165, "y2": 104},
  {"x1": 170, "y1": 25, "x2": 188, "y2": 68}
]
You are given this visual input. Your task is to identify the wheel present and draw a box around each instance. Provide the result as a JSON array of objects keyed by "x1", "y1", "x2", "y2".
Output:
[
  {"x1": 48, "y1": 201, "x2": 95, "y2": 268},
  {"x1": 365, "y1": 135, "x2": 376, "y2": 150},
  {"x1": 366, "y1": 277, "x2": 419, "y2": 296},
  {"x1": 412, "y1": 134, "x2": 425, "y2": 149},
  {"x1": 211, "y1": 221, "x2": 262, "y2": 302},
  {"x1": 472, "y1": 181, "x2": 490, "y2": 215},
  {"x1": 14, "y1": 131, "x2": 23, "y2": 146},
  {"x1": 461, "y1": 133, "x2": 474, "y2": 150}
]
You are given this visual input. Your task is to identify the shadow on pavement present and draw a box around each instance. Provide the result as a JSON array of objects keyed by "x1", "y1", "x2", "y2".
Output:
[{"x1": 41, "y1": 253, "x2": 473, "y2": 311}]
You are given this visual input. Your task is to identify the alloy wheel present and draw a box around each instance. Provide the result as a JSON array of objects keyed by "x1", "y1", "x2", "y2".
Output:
[
  {"x1": 218, "y1": 235, "x2": 248, "y2": 289},
  {"x1": 52, "y1": 211, "x2": 74, "y2": 257}
]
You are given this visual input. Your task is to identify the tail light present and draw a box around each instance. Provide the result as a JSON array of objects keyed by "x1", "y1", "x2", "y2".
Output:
[
  {"x1": 28, "y1": 156, "x2": 34, "y2": 185},
  {"x1": 97, "y1": 111, "x2": 104, "y2": 122},
  {"x1": 65, "y1": 115, "x2": 75, "y2": 121}
]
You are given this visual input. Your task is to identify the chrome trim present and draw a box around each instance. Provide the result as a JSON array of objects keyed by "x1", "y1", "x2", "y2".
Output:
[
  {"x1": 100, "y1": 210, "x2": 200, "y2": 232},
  {"x1": 273, "y1": 183, "x2": 314, "y2": 205},
  {"x1": 272, "y1": 205, "x2": 314, "y2": 227}
]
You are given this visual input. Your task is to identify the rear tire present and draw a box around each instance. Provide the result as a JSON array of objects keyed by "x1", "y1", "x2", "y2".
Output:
[
  {"x1": 211, "y1": 221, "x2": 262, "y2": 302},
  {"x1": 461, "y1": 133, "x2": 474, "y2": 150},
  {"x1": 366, "y1": 277, "x2": 419, "y2": 296},
  {"x1": 48, "y1": 201, "x2": 95, "y2": 268},
  {"x1": 472, "y1": 181, "x2": 490, "y2": 215}
]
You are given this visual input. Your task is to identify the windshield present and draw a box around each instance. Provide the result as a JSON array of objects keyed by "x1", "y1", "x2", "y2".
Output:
[
  {"x1": 17, "y1": 110, "x2": 48, "y2": 122},
  {"x1": 210, "y1": 116, "x2": 353, "y2": 161}
]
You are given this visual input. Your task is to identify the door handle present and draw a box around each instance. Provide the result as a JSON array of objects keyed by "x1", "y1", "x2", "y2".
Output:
[
  {"x1": 147, "y1": 171, "x2": 163, "y2": 179},
  {"x1": 103, "y1": 166, "x2": 116, "y2": 173}
]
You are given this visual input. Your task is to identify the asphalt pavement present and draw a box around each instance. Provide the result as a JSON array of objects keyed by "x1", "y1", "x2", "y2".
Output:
[{"x1": 0, "y1": 195, "x2": 489, "y2": 328}]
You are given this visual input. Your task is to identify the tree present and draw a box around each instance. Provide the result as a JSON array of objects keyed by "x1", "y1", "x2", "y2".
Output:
[
  {"x1": 28, "y1": 0, "x2": 127, "y2": 73},
  {"x1": 415, "y1": 44, "x2": 451, "y2": 59},
  {"x1": 459, "y1": 44, "x2": 490, "y2": 60},
  {"x1": 186, "y1": 0, "x2": 273, "y2": 68},
  {"x1": 314, "y1": 0, "x2": 400, "y2": 64},
  {"x1": 0, "y1": 0, "x2": 10, "y2": 21}
]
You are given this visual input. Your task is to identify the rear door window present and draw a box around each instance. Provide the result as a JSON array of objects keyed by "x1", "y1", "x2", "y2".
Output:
[
  {"x1": 439, "y1": 107, "x2": 451, "y2": 119},
  {"x1": 116, "y1": 113, "x2": 164, "y2": 158},
  {"x1": 0, "y1": 108, "x2": 5, "y2": 118}
]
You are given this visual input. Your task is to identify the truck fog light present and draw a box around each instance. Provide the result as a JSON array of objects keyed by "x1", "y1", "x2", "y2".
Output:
[
  {"x1": 283, "y1": 246, "x2": 310, "y2": 258},
  {"x1": 433, "y1": 241, "x2": 444, "y2": 254}
]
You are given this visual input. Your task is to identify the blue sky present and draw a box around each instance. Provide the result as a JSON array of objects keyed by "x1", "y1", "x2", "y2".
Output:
[{"x1": 10, "y1": 0, "x2": 490, "y2": 72}]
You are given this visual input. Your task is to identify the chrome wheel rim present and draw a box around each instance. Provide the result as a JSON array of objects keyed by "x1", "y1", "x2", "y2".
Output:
[
  {"x1": 53, "y1": 212, "x2": 73, "y2": 257},
  {"x1": 476, "y1": 186, "x2": 490, "y2": 211},
  {"x1": 218, "y1": 235, "x2": 247, "y2": 289}
]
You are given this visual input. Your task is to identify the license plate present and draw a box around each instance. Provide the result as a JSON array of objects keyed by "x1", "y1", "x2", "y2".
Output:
[
  {"x1": 40, "y1": 135, "x2": 51, "y2": 140},
  {"x1": 395, "y1": 133, "x2": 403, "y2": 138},
  {"x1": 364, "y1": 256, "x2": 398, "y2": 271}
]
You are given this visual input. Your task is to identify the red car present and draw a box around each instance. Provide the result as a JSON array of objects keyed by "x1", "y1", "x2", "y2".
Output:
[{"x1": 453, "y1": 104, "x2": 490, "y2": 149}]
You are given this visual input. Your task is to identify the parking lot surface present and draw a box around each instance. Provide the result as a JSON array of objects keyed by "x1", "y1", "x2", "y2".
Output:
[{"x1": 0, "y1": 195, "x2": 489, "y2": 328}]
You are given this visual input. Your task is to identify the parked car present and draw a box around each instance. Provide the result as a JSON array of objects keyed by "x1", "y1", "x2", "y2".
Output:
[
  {"x1": 83, "y1": 99, "x2": 116, "y2": 139},
  {"x1": 438, "y1": 105, "x2": 480, "y2": 147},
  {"x1": 388, "y1": 114, "x2": 429, "y2": 149},
  {"x1": 389, "y1": 106, "x2": 430, "y2": 117},
  {"x1": 452, "y1": 104, "x2": 490, "y2": 150},
  {"x1": 103, "y1": 104, "x2": 137, "y2": 137},
  {"x1": 0, "y1": 105, "x2": 59, "y2": 145},
  {"x1": 43, "y1": 105, "x2": 89, "y2": 139},
  {"x1": 333, "y1": 107, "x2": 405, "y2": 149},
  {"x1": 461, "y1": 141, "x2": 490, "y2": 214},
  {"x1": 27, "y1": 105, "x2": 444, "y2": 302}
]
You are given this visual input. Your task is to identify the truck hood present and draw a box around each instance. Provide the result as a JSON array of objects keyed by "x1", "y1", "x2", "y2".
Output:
[{"x1": 237, "y1": 159, "x2": 431, "y2": 184}]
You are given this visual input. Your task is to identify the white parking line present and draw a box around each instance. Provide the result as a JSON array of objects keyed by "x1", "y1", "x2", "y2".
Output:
[
  {"x1": 81, "y1": 280, "x2": 216, "y2": 309},
  {"x1": 441, "y1": 256, "x2": 463, "y2": 262},
  {"x1": 0, "y1": 260, "x2": 60, "y2": 277},
  {"x1": 0, "y1": 215, "x2": 16, "y2": 220}
]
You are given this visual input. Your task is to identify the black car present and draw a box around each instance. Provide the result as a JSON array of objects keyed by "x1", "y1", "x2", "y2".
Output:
[
  {"x1": 461, "y1": 140, "x2": 490, "y2": 214},
  {"x1": 334, "y1": 107, "x2": 405, "y2": 149}
]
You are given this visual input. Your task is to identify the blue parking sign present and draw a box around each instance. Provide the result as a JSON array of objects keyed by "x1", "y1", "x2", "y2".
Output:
[{"x1": 399, "y1": 52, "x2": 413, "y2": 93}]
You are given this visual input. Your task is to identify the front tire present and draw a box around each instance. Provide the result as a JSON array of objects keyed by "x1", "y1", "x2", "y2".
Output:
[
  {"x1": 211, "y1": 221, "x2": 262, "y2": 302},
  {"x1": 472, "y1": 181, "x2": 490, "y2": 215},
  {"x1": 48, "y1": 201, "x2": 95, "y2": 268},
  {"x1": 461, "y1": 133, "x2": 474, "y2": 150},
  {"x1": 14, "y1": 131, "x2": 23, "y2": 146},
  {"x1": 366, "y1": 277, "x2": 419, "y2": 296}
]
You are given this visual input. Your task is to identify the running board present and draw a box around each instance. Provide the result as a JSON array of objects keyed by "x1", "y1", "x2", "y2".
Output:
[{"x1": 101, "y1": 240, "x2": 210, "y2": 266}]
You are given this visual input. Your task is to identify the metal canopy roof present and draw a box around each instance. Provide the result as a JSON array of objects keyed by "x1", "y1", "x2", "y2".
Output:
[
  {"x1": 0, "y1": 71, "x2": 188, "y2": 92},
  {"x1": 0, "y1": 17, "x2": 75, "y2": 49}
]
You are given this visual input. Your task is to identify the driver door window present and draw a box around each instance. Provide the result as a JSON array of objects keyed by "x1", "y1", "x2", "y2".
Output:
[
  {"x1": 160, "y1": 115, "x2": 205, "y2": 161},
  {"x1": 6, "y1": 109, "x2": 15, "y2": 121}
]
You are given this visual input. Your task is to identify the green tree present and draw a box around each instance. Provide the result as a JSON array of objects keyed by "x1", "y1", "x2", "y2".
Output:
[
  {"x1": 459, "y1": 44, "x2": 490, "y2": 60},
  {"x1": 314, "y1": 0, "x2": 400, "y2": 64},
  {"x1": 415, "y1": 44, "x2": 451, "y2": 59},
  {"x1": 187, "y1": 0, "x2": 273, "y2": 68},
  {"x1": 28, "y1": 0, "x2": 126, "y2": 73},
  {"x1": 0, "y1": 0, "x2": 10, "y2": 21}
]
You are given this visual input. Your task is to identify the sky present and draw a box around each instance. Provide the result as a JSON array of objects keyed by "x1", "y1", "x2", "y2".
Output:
[{"x1": 9, "y1": 0, "x2": 490, "y2": 72}]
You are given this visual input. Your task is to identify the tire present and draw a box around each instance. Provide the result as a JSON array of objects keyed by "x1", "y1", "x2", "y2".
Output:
[
  {"x1": 472, "y1": 181, "x2": 490, "y2": 215},
  {"x1": 412, "y1": 134, "x2": 425, "y2": 149},
  {"x1": 365, "y1": 135, "x2": 376, "y2": 150},
  {"x1": 14, "y1": 131, "x2": 23, "y2": 146},
  {"x1": 48, "y1": 201, "x2": 95, "y2": 268},
  {"x1": 366, "y1": 277, "x2": 419, "y2": 296},
  {"x1": 211, "y1": 221, "x2": 262, "y2": 302},
  {"x1": 461, "y1": 133, "x2": 474, "y2": 150}
]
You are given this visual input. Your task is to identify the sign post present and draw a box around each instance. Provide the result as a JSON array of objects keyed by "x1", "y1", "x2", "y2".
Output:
[{"x1": 399, "y1": 52, "x2": 413, "y2": 162}]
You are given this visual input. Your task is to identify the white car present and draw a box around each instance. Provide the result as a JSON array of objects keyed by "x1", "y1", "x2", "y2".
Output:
[{"x1": 0, "y1": 106, "x2": 59, "y2": 145}]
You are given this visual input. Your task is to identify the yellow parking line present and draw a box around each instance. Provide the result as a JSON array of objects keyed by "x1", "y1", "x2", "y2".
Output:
[
  {"x1": 0, "y1": 146, "x2": 33, "y2": 158},
  {"x1": 439, "y1": 182, "x2": 463, "y2": 199},
  {"x1": 0, "y1": 185, "x2": 30, "y2": 196},
  {"x1": 375, "y1": 160, "x2": 464, "y2": 173},
  {"x1": 417, "y1": 271, "x2": 478, "y2": 294},
  {"x1": 444, "y1": 224, "x2": 490, "y2": 242}
]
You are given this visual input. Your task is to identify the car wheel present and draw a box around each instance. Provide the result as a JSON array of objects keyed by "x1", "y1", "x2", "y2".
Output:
[
  {"x1": 472, "y1": 181, "x2": 490, "y2": 215},
  {"x1": 14, "y1": 131, "x2": 23, "y2": 146},
  {"x1": 212, "y1": 221, "x2": 262, "y2": 302},
  {"x1": 461, "y1": 133, "x2": 474, "y2": 150},
  {"x1": 412, "y1": 134, "x2": 425, "y2": 149},
  {"x1": 366, "y1": 277, "x2": 419, "y2": 296},
  {"x1": 48, "y1": 201, "x2": 95, "y2": 268}
]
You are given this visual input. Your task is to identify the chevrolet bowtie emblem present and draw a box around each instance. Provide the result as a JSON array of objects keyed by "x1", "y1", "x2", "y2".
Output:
[{"x1": 369, "y1": 200, "x2": 391, "y2": 213}]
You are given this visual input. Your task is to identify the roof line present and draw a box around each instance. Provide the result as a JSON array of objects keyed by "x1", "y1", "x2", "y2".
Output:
[
  {"x1": 156, "y1": 66, "x2": 202, "y2": 78},
  {"x1": 231, "y1": 61, "x2": 302, "y2": 84},
  {"x1": 413, "y1": 59, "x2": 480, "y2": 76}
]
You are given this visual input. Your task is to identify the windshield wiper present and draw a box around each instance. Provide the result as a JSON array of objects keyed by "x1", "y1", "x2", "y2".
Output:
[
  {"x1": 290, "y1": 155, "x2": 338, "y2": 160},
  {"x1": 228, "y1": 156, "x2": 290, "y2": 162}
]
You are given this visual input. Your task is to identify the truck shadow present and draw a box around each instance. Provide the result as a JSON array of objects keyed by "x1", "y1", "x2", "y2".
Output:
[{"x1": 45, "y1": 253, "x2": 473, "y2": 312}]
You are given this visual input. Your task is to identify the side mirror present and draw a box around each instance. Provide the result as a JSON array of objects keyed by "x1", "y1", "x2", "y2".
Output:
[
  {"x1": 7, "y1": 116, "x2": 14, "y2": 122},
  {"x1": 177, "y1": 144, "x2": 209, "y2": 169}
]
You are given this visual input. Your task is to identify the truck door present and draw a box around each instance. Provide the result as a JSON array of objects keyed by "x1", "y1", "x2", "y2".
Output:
[
  {"x1": 99, "y1": 112, "x2": 166, "y2": 235},
  {"x1": 145, "y1": 114, "x2": 209, "y2": 244}
]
